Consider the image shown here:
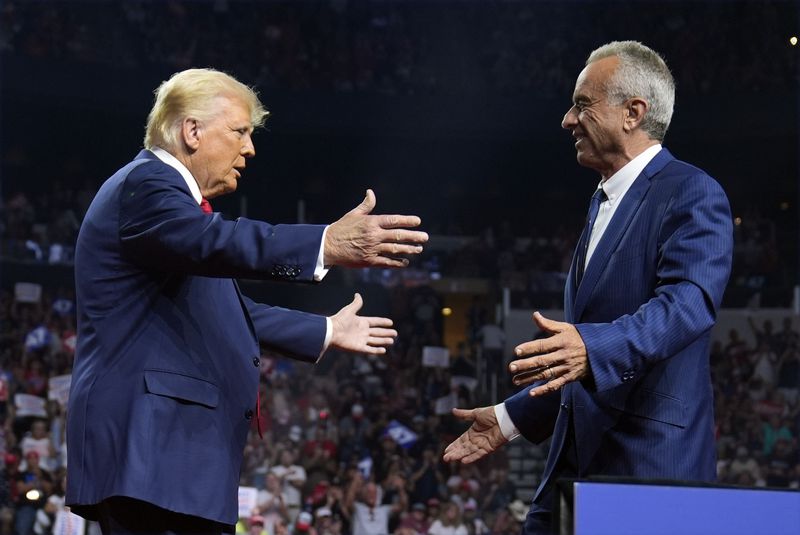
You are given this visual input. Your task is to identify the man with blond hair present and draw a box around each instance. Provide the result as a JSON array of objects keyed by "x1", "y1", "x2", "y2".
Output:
[{"x1": 66, "y1": 68, "x2": 427, "y2": 534}]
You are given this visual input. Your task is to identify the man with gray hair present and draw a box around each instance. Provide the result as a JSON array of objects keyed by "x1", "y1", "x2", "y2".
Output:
[
  {"x1": 444, "y1": 42, "x2": 733, "y2": 533},
  {"x1": 66, "y1": 68, "x2": 428, "y2": 534}
]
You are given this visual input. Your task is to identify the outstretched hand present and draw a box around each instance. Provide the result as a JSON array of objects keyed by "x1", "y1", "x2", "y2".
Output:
[
  {"x1": 329, "y1": 293, "x2": 397, "y2": 354},
  {"x1": 324, "y1": 189, "x2": 429, "y2": 268},
  {"x1": 443, "y1": 406, "x2": 507, "y2": 464},
  {"x1": 509, "y1": 311, "x2": 590, "y2": 397}
]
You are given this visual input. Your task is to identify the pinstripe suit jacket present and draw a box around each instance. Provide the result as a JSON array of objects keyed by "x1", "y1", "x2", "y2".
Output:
[
  {"x1": 66, "y1": 150, "x2": 328, "y2": 526},
  {"x1": 505, "y1": 148, "x2": 733, "y2": 507}
]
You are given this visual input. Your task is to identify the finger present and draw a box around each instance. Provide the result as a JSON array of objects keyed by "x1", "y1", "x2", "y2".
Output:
[
  {"x1": 380, "y1": 228, "x2": 429, "y2": 245},
  {"x1": 443, "y1": 434, "x2": 471, "y2": 458},
  {"x1": 508, "y1": 351, "x2": 563, "y2": 374},
  {"x1": 451, "y1": 407, "x2": 477, "y2": 422},
  {"x1": 532, "y1": 311, "x2": 564, "y2": 334},
  {"x1": 508, "y1": 364, "x2": 550, "y2": 385},
  {"x1": 377, "y1": 215, "x2": 425, "y2": 231},
  {"x1": 442, "y1": 445, "x2": 463, "y2": 463},
  {"x1": 445, "y1": 435, "x2": 487, "y2": 464},
  {"x1": 361, "y1": 345, "x2": 387, "y2": 355},
  {"x1": 376, "y1": 243, "x2": 425, "y2": 256},
  {"x1": 529, "y1": 373, "x2": 572, "y2": 397},
  {"x1": 513, "y1": 336, "x2": 562, "y2": 359},
  {"x1": 366, "y1": 317, "x2": 394, "y2": 328},
  {"x1": 513, "y1": 364, "x2": 569, "y2": 387},
  {"x1": 368, "y1": 256, "x2": 410, "y2": 268},
  {"x1": 367, "y1": 336, "x2": 395, "y2": 347},
  {"x1": 368, "y1": 328, "x2": 398, "y2": 338},
  {"x1": 460, "y1": 450, "x2": 488, "y2": 464}
]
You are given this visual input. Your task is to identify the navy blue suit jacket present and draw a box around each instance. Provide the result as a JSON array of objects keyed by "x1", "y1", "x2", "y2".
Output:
[
  {"x1": 505, "y1": 149, "x2": 733, "y2": 505},
  {"x1": 66, "y1": 150, "x2": 328, "y2": 525}
]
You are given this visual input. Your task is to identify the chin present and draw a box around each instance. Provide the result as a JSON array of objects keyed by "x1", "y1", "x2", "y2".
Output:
[{"x1": 575, "y1": 153, "x2": 596, "y2": 170}]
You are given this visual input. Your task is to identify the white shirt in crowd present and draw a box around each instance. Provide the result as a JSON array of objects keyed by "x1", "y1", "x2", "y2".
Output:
[
  {"x1": 427, "y1": 520, "x2": 468, "y2": 535},
  {"x1": 351, "y1": 503, "x2": 393, "y2": 535}
]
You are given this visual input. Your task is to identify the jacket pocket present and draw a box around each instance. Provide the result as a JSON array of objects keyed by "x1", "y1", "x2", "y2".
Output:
[
  {"x1": 607, "y1": 387, "x2": 686, "y2": 428},
  {"x1": 144, "y1": 369, "x2": 219, "y2": 408}
]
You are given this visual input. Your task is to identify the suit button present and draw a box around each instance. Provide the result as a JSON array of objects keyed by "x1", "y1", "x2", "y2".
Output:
[
  {"x1": 621, "y1": 369, "x2": 635, "y2": 382},
  {"x1": 244, "y1": 409, "x2": 254, "y2": 420},
  {"x1": 253, "y1": 357, "x2": 261, "y2": 367},
  {"x1": 560, "y1": 403, "x2": 570, "y2": 410}
]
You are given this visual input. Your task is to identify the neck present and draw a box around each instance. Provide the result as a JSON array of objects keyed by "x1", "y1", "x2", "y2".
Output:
[{"x1": 599, "y1": 138, "x2": 659, "y2": 180}]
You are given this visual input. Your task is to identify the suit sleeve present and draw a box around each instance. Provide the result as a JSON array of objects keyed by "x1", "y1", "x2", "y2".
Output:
[
  {"x1": 576, "y1": 173, "x2": 733, "y2": 392},
  {"x1": 118, "y1": 162, "x2": 326, "y2": 280},
  {"x1": 503, "y1": 384, "x2": 562, "y2": 444},
  {"x1": 242, "y1": 295, "x2": 327, "y2": 362}
]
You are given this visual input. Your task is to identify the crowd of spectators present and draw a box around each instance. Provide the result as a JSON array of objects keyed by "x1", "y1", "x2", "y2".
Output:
[
  {"x1": 713, "y1": 316, "x2": 800, "y2": 490},
  {"x1": 0, "y1": 185, "x2": 796, "y2": 308},
  {"x1": 1, "y1": 1, "x2": 796, "y2": 96},
  {"x1": 0, "y1": 273, "x2": 798, "y2": 535}
]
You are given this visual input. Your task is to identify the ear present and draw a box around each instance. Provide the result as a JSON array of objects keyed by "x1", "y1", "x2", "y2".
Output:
[
  {"x1": 623, "y1": 97, "x2": 648, "y2": 133},
  {"x1": 180, "y1": 117, "x2": 201, "y2": 151}
]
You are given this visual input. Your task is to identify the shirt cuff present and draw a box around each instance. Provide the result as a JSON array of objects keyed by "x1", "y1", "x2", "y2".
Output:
[
  {"x1": 314, "y1": 226, "x2": 330, "y2": 282},
  {"x1": 494, "y1": 403, "x2": 521, "y2": 442},
  {"x1": 318, "y1": 317, "x2": 333, "y2": 360}
]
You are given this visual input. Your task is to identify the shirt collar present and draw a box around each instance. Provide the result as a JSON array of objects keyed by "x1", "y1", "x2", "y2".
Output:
[
  {"x1": 150, "y1": 147, "x2": 203, "y2": 205},
  {"x1": 598, "y1": 144, "x2": 662, "y2": 205}
]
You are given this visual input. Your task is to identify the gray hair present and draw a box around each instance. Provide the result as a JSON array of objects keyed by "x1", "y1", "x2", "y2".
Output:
[{"x1": 587, "y1": 41, "x2": 675, "y2": 141}]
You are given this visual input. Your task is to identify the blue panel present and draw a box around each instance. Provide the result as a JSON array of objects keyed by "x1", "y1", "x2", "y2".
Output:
[{"x1": 574, "y1": 482, "x2": 800, "y2": 535}]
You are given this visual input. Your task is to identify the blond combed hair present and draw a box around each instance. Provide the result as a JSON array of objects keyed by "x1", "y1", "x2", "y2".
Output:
[{"x1": 144, "y1": 68, "x2": 269, "y2": 151}]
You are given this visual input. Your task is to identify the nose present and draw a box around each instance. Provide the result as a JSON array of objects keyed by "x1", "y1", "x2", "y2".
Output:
[
  {"x1": 242, "y1": 133, "x2": 255, "y2": 157},
  {"x1": 562, "y1": 105, "x2": 577, "y2": 130}
]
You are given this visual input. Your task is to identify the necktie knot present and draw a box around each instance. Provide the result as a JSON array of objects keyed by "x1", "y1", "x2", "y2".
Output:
[
  {"x1": 200, "y1": 198, "x2": 213, "y2": 214},
  {"x1": 591, "y1": 187, "x2": 608, "y2": 206},
  {"x1": 586, "y1": 187, "x2": 607, "y2": 226}
]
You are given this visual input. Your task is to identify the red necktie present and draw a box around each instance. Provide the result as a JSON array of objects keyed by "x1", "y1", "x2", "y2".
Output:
[
  {"x1": 200, "y1": 198, "x2": 213, "y2": 214},
  {"x1": 256, "y1": 390, "x2": 264, "y2": 439}
]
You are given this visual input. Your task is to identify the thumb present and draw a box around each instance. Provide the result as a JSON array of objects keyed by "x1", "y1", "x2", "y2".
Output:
[
  {"x1": 352, "y1": 189, "x2": 376, "y2": 215},
  {"x1": 532, "y1": 311, "x2": 561, "y2": 333},
  {"x1": 451, "y1": 407, "x2": 476, "y2": 422},
  {"x1": 347, "y1": 292, "x2": 364, "y2": 313}
]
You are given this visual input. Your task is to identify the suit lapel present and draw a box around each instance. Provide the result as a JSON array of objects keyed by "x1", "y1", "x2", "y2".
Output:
[
  {"x1": 231, "y1": 279, "x2": 259, "y2": 343},
  {"x1": 572, "y1": 149, "x2": 674, "y2": 320},
  {"x1": 564, "y1": 243, "x2": 581, "y2": 322}
]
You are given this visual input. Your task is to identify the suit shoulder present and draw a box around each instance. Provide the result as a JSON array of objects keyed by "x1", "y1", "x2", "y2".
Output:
[
  {"x1": 653, "y1": 157, "x2": 726, "y2": 197},
  {"x1": 123, "y1": 158, "x2": 183, "y2": 186}
]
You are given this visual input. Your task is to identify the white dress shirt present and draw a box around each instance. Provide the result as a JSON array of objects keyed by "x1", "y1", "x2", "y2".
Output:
[
  {"x1": 495, "y1": 144, "x2": 662, "y2": 441},
  {"x1": 150, "y1": 147, "x2": 333, "y2": 355}
]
